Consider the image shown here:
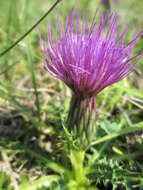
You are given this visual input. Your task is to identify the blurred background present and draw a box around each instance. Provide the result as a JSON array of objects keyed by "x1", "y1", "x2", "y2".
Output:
[{"x1": 0, "y1": 0, "x2": 143, "y2": 189}]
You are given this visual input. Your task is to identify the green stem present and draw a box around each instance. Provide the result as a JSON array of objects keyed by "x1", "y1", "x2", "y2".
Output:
[{"x1": 70, "y1": 150, "x2": 87, "y2": 186}]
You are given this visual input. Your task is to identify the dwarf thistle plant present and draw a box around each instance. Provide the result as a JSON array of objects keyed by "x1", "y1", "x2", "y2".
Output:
[
  {"x1": 40, "y1": 8, "x2": 142, "y2": 147},
  {"x1": 38, "y1": 8, "x2": 143, "y2": 190}
]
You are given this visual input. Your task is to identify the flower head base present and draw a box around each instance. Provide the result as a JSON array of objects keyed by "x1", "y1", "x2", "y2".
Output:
[{"x1": 41, "y1": 8, "x2": 142, "y2": 146}]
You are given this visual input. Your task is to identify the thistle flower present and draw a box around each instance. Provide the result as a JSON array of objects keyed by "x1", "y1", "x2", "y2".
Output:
[{"x1": 41, "y1": 8, "x2": 142, "y2": 145}]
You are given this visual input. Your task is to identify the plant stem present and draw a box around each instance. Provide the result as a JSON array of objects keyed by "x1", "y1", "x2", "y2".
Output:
[
  {"x1": 70, "y1": 150, "x2": 87, "y2": 187},
  {"x1": 67, "y1": 94, "x2": 96, "y2": 147}
]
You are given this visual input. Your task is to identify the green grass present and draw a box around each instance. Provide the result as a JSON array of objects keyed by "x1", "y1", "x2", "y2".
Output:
[{"x1": 0, "y1": 0, "x2": 143, "y2": 189}]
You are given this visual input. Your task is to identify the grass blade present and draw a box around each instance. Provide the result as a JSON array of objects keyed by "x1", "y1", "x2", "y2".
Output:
[{"x1": 27, "y1": 43, "x2": 41, "y2": 122}]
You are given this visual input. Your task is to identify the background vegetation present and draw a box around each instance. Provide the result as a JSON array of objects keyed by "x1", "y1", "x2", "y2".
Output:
[{"x1": 0, "y1": 0, "x2": 143, "y2": 189}]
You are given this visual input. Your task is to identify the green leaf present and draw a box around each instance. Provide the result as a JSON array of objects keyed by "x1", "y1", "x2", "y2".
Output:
[
  {"x1": 25, "y1": 149, "x2": 69, "y2": 176},
  {"x1": 126, "y1": 88, "x2": 143, "y2": 99},
  {"x1": 91, "y1": 122, "x2": 143, "y2": 146},
  {"x1": 19, "y1": 175, "x2": 60, "y2": 190},
  {"x1": 100, "y1": 121, "x2": 122, "y2": 134},
  {"x1": 0, "y1": 172, "x2": 13, "y2": 190}
]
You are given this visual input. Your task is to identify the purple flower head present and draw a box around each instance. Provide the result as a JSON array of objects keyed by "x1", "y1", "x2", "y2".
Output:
[
  {"x1": 43, "y1": 8, "x2": 142, "y2": 100},
  {"x1": 41, "y1": 8, "x2": 142, "y2": 145}
]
